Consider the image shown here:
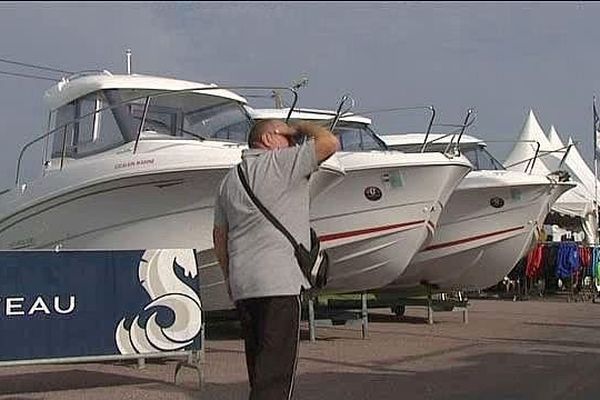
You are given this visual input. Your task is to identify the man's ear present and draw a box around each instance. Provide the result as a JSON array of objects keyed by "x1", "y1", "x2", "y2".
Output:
[{"x1": 261, "y1": 132, "x2": 275, "y2": 148}]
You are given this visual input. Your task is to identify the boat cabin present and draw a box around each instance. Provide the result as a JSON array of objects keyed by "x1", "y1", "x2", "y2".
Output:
[
  {"x1": 382, "y1": 133, "x2": 505, "y2": 171},
  {"x1": 246, "y1": 107, "x2": 388, "y2": 152},
  {"x1": 42, "y1": 73, "x2": 253, "y2": 161}
]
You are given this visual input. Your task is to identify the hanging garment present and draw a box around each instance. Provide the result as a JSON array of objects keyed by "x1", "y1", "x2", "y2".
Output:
[
  {"x1": 593, "y1": 247, "x2": 600, "y2": 279},
  {"x1": 556, "y1": 242, "x2": 580, "y2": 279},
  {"x1": 578, "y1": 246, "x2": 592, "y2": 274},
  {"x1": 526, "y1": 244, "x2": 544, "y2": 279}
]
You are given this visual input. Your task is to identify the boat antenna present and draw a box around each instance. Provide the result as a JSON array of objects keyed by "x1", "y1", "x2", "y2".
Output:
[
  {"x1": 273, "y1": 74, "x2": 309, "y2": 109},
  {"x1": 291, "y1": 74, "x2": 309, "y2": 91},
  {"x1": 126, "y1": 49, "x2": 132, "y2": 75}
]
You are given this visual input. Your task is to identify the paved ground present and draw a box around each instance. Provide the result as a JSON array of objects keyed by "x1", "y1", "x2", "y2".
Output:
[{"x1": 1, "y1": 298, "x2": 599, "y2": 399}]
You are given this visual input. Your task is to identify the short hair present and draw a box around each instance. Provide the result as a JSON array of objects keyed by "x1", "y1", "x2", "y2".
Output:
[{"x1": 248, "y1": 119, "x2": 277, "y2": 148}]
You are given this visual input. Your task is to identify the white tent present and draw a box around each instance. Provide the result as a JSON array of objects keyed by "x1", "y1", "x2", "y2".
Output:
[
  {"x1": 563, "y1": 137, "x2": 600, "y2": 196},
  {"x1": 547, "y1": 125, "x2": 564, "y2": 149},
  {"x1": 504, "y1": 110, "x2": 595, "y2": 226},
  {"x1": 545, "y1": 124, "x2": 600, "y2": 199},
  {"x1": 504, "y1": 110, "x2": 558, "y2": 174}
]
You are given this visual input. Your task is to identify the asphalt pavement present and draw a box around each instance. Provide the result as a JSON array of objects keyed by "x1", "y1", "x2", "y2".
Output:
[{"x1": 1, "y1": 297, "x2": 599, "y2": 400}]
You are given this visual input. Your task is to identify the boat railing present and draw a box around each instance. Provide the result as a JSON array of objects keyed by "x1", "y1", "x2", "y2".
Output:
[
  {"x1": 502, "y1": 142, "x2": 574, "y2": 174},
  {"x1": 15, "y1": 85, "x2": 299, "y2": 187},
  {"x1": 436, "y1": 108, "x2": 475, "y2": 155},
  {"x1": 476, "y1": 140, "x2": 540, "y2": 173},
  {"x1": 288, "y1": 95, "x2": 356, "y2": 125},
  {"x1": 348, "y1": 106, "x2": 477, "y2": 156},
  {"x1": 345, "y1": 105, "x2": 436, "y2": 152},
  {"x1": 328, "y1": 94, "x2": 355, "y2": 131}
]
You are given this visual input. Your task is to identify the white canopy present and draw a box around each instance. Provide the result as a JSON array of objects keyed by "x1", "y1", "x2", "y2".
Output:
[
  {"x1": 504, "y1": 110, "x2": 563, "y2": 174},
  {"x1": 545, "y1": 125, "x2": 598, "y2": 242},
  {"x1": 547, "y1": 125, "x2": 564, "y2": 149},
  {"x1": 563, "y1": 137, "x2": 600, "y2": 196},
  {"x1": 504, "y1": 110, "x2": 595, "y2": 221}
]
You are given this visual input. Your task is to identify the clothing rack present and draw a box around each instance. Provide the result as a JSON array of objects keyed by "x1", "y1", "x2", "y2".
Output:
[{"x1": 508, "y1": 240, "x2": 599, "y2": 302}]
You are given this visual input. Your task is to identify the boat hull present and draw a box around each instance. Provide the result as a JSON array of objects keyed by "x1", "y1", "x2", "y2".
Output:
[
  {"x1": 444, "y1": 181, "x2": 573, "y2": 290},
  {"x1": 382, "y1": 172, "x2": 573, "y2": 292},
  {"x1": 197, "y1": 156, "x2": 471, "y2": 311},
  {"x1": 0, "y1": 168, "x2": 228, "y2": 251},
  {"x1": 0, "y1": 145, "x2": 471, "y2": 311}
]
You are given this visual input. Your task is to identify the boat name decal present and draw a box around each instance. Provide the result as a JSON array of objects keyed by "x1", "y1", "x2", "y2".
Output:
[
  {"x1": 9, "y1": 237, "x2": 34, "y2": 249},
  {"x1": 364, "y1": 186, "x2": 383, "y2": 201},
  {"x1": 114, "y1": 158, "x2": 155, "y2": 170}
]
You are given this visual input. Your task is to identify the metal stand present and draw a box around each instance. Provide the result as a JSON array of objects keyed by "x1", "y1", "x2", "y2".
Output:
[
  {"x1": 137, "y1": 357, "x2": 146, "y2": 370},
  {"x1": 462, "y1": 306, "x2": 469, "y2": 324},
  {"x1": 173, "y1": 323, "x2": 205, "y2": 389},
  {"x1": 305, "y1": 294, "x2": 369, "y2": 341},
  {"x1": 361, "y1": 292, "x2": 368, "y2": 339},
  {"x1": 427, "y1": 286, "x2": 434, "y2": 325},
  {"x1": 308, "y1": 297, "x2": 316, "y2": 343}
]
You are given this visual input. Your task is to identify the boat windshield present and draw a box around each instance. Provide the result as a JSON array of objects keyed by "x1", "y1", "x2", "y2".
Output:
[
  {"x1": 461, "y1": 146, "x2": 505, "y2": 171},
  {"x1": 335, "y1": 122, "x2": 388, "y2": 151},
  {"x1": 49, "y1": 89, "x2": 252, "y2": 159},
  {"x1": 385, "y1": 138, "x2": 504, "y2": 170},
  {"x1": 263, "y1": 119, "x2": 387, "y2": 151}
]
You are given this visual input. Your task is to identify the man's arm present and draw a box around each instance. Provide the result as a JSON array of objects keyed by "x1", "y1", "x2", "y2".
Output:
[
  {"x1": 212, "y1": 225, "x2": 232, "y2": 298},
  {"x1": 291, "y1": 122, "x2": 340, "y2": 162}
]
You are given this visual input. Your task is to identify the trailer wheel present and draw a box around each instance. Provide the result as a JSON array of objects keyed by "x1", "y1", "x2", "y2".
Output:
[{"x1": 392, "y1": 305, "x2": 406, "y2": 317}]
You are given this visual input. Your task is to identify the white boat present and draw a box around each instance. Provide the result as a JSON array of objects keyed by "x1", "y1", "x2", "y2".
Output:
[
  {"x1": 248, "y1": 108, "x2": 473, "y2": 292},
  {"x1": 0, "y1": 72, "x2": 471, "y2": 312},
  {"x1": 380, "y1": 133, "x2": 574, "y2": 291},
  {"x1": 0, "y1": 72, "x2": 253, "y2": 252}
]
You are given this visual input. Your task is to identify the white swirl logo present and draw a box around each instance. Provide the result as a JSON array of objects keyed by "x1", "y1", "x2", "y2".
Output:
[{"x1": 115, "y1": 249, "x2": 202, "y2": 354}]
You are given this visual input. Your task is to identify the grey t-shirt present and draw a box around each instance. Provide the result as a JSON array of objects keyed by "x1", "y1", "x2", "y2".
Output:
[{"x1": 214, "y1": 141, "x2": 318, "y2": 301}]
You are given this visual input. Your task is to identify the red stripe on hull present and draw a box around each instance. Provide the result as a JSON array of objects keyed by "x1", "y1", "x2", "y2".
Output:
[
  {"x1": 320, "y1": 220, "x2": 426, "y2": 242},
  {"x1": 423, "y1": 225, "x2": 526, "y2": 251}
]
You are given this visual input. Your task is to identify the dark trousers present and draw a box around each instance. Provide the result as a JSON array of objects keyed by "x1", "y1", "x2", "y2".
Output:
[{"x1": 236, "y1": 295, "x2": 301, "y2": 400}]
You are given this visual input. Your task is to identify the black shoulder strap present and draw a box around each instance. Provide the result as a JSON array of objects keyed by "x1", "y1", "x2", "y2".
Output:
[{"x1": 236, "y1": 164, "x2": 300, "y2": 250}]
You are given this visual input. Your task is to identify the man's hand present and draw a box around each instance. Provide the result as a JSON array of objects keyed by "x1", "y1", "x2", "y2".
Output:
[
  {"x1": 291, "y1": 121, "x2": 339, "y2": 162},
  {"x1": 273, "y1": 124, "x2": 299, "y2": 137}
]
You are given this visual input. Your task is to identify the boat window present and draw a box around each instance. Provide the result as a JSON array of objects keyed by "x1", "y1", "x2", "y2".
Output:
[
  {"x1": 462, "y1": 147, "x2": 505, "y2": 171},
  {"x1": 185, "y1": 101, "x2": 252, "y2": 143},
  {"x1": 335, "y1": 123, "x2": 387, "y2": 151},
  {"x1": 99, "y1": 90, "x2": 251, "y2": 143},
  {"x1": 50, "y1": 89, "x2": 252, "y2": 160},
  {"x1": 50, "y1": 102, "x2": 76, "y2": 158},
  {"x1": 50, "y1": 92, "x2": 125, "y2": 159},
  {"x1": 129, "y1": 102, "x2": 179, "y2": 137}
]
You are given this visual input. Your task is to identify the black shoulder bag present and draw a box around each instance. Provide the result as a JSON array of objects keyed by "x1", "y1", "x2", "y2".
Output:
[{"x1": 236, "y1": 164, "x2": 329, "y2": 289}]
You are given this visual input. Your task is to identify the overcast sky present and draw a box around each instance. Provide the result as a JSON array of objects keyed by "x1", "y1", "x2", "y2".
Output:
[{"x1": 1, "y1": 1, "x2": 599, "y2": 188}]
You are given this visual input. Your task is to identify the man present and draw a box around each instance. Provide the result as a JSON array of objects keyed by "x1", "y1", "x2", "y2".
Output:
[{"x1": 213, "y1": 119, "x2": 339, "y2": 400}]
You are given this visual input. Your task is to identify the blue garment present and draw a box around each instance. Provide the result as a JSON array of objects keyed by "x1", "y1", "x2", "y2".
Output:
[
  {"x1": 555, "y1": 241, "x2": 580, "y2": 279},
  {"x1": 593, "y1": 247, "x2": 600, "y2": 279}
]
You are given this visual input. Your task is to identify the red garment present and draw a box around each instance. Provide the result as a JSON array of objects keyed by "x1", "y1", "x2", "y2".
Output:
[
  {"x1": 578, "y1": 246, "x2": 591, "y2": 269},
  {"x1": 526, "y1": 244, "x2": 544, "y2": 279}
]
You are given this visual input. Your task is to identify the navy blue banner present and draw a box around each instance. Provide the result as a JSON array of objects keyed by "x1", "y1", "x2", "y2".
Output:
[{"x1": 0, "y1": 249, "x2": 202, "y2": 362}]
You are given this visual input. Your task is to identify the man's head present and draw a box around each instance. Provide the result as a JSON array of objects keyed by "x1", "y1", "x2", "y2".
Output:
[{"x1": 248, "y1": 119, "x2": 296, "y2": 150}]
